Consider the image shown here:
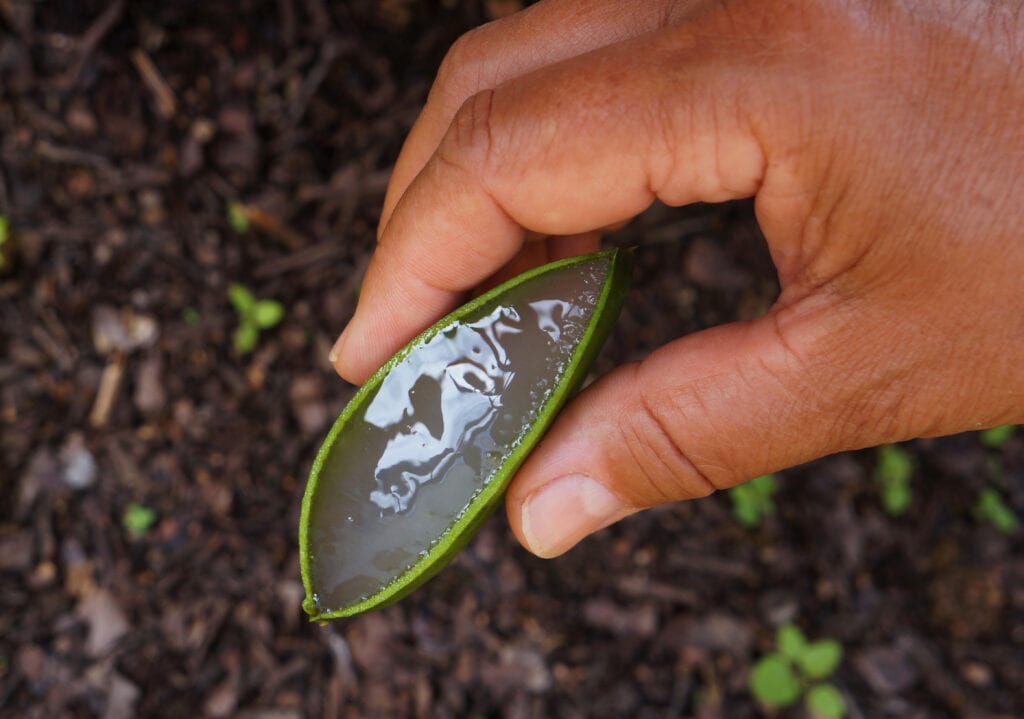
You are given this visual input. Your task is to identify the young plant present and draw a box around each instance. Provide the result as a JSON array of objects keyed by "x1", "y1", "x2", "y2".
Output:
[
  {"x1": 123, "y1": 503, "x2": 157, "y2": 536},
  {"x1": 226, "y1": 201, "x2": 250, "y2": 234},
  {"x1": 228, "y1": 283, "x2": 284, "y2": 354},
  {"x1": 980, "y1": 424, "x2": 1015, "y2": 450},
  {"x1": 750, "y1": 623, "x2": 846, "y2": 719},
  {"x1": 973, "y1": 488, "x2": 1020, "y2": 533},
  {"x1": 182, "y1": 306, "x2": 201, "y2": 327},
  {"x1": 729, "y1": 473, "x2": 778, "y2": 528},
  {"x1": 874, "y1": 444, "x2": 913, "y2": 516},
  {"x1": 0, "y1": 215, "x2": 10, "y2": 271}
]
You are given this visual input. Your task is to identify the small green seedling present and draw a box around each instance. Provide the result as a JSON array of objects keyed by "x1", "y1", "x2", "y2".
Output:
[
  {"x1": 123, "y1": 503, "x2": 157, "y2": 536},
  {"x1": 226, "y1": 201, "x2": 250, "y2": 234},
  {"x1": 750, "y1": 623, "x2": 846, "y2": 718},
  {"x1": 729, "y1": 474, "x2": 778, "y2": 528},
  {"x1": 973, "y1": 488, "x2": 1020, "y2": 533},
  {"x1": 980, "y1": 425, "x2": 1015, "y2": 450},
  {"x1": 228, "y1": 283, "x2": 284, "y2": 354},
  {"x1": 874, "y1": 444, "x2": 913, "y2": 516},
  {"x1": 182, "y1": 306, "x2": 201, "y2": 326},
  {"x1": 0, "y1": 215, "x2": 10, "y2": 270}
]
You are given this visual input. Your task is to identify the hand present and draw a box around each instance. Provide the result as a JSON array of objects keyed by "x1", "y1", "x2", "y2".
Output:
[{"x1": 330, "y1": 0, "x2": 1024, "y2": 558}]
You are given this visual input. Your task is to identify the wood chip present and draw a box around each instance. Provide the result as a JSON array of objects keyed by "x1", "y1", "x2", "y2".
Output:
[
  {"x1": 131, "y1": 48, "x2": 177, "y2": 119},
  {"x1": 89, "y1": 355, "x2": 124, "y2": 427}
]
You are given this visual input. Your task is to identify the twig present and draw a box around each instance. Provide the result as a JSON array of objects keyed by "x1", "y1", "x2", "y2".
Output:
[
  {"x1": 131, "y1": 48, "x2": 177, "y2": 119},
  {"x1": 252, "y1": 240, "x2": 344, "y2": 278},
  {"x1": 35, "y1": 139, "x2": 116, "y2": 172},
  {"x1": 89, "y1": 353, "x2": 125, "y2": 427},
  {"x1": 616, "y1": 575, "x2": 699, "y2": 605},
  {"x1": 289, "y1": 38, "x2": 353, "y2": 125},
  {"x1": 55, "y1": 0, "x2": 126, "y2": 90},
  {"x1": 236, "y1": 204, "x2": 306, "y2": 250}
]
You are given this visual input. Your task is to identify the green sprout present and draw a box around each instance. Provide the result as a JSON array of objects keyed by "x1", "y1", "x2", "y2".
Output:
[
  {"x1": 729, "y1": 474, "x2": 778, "y2": 528},
  {"x1": 229, "y1": 283, "x2": 284, "y2": 354},
  {"x1": 874, "y1": 444, "x2": 913, "y2": 516},
  {"x1": 182, "y1": 306, "x2": 201, "y2": 326},
  {"x1": 973, "y1": 488, "x2": 1020, "y2": 533},
  {"x1": 980, "y1": 425, "x2": 1015, "y2": 450},
  {"x1": 750, "y1": 623, "x2": 846, "y2": 718},
  {"x1": 123, "y1": 503, "x2": 157, "y2": 536},
  {"x1": 226, "y1": 201, "x2": 250, "y2": 234},
  {"x1": 0, "y1": 215, "x2": 9, "y2": 270}
]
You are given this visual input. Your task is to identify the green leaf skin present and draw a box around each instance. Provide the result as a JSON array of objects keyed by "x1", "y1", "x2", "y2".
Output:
[
  {"x1": 751, "y1": 473, "x2": 777, "y2": 498},
  {"x1": 234, "y1": 323, "x2": 259, "y2": 354},
  {"x1": 777, "y1": 624, "x2": 808, "y2": 663},
  {"x1": 750, "y1": 655, "x2": 800, "y2": 708},
  {"x1": 875, "y1": 444, "x2": 913, "y2": 516},
  {"x1": 798, "y1": 639, "x2": 844, "y2": 679},
  {"x1": 980, "y1": 424, "x2": 1015, "y2": 449},
  {"x1": 881, "y1": 479, "x2": 912, "y2": 516},
  {"x1": 253, "y1": 299, "x2": 285, "y2": 329},
  {"x1": 226, "y1": 201, "x2": 250, "y2": 234},
  {"x1": 0, "y1": 215, "x2": 9, "y2": 271},
  {"x1": 974, "y1": 488, "x2": 1020, "y2": 533},
  {"x1": 123, "y1": 503, "x2": 157, "y2": 535},
  {"x1": 228, "y1": 283, "x2": 256, "y2": 314},
  {"x1": 299, "y1": 249, "x2": 633, "y2": 621},
  {"x1": 806, "y1": 683, "x2": 847, "y2": 719}
]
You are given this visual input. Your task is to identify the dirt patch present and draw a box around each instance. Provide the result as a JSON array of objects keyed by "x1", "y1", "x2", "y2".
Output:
[{"x1": 1, "y1": 2, "x2": 1022, "y2": 717}]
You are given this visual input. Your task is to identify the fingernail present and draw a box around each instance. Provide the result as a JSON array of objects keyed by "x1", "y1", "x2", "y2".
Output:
[
  {"x1": 521, "y1": 474, "x2": 625, "y2": 558},
  {"x1": 328, "y1": 327, "x2": 349, "y2": 366}
]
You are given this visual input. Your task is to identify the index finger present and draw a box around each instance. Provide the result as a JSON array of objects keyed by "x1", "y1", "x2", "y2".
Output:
[{"x1": 331, "y1": 21, "x2": 770, "y2": 383}]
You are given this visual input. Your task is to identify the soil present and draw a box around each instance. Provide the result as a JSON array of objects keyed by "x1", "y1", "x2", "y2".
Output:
[{"x1": 1, "y1": 2, "x2": 1022, "y2": 718}]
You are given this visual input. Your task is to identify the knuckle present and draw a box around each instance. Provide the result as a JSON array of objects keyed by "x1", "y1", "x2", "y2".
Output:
[
  {"x1": 615, "y1": 365, "x2": 721, "y2": 505},
  {"x1": 433, "y1": 25, "x2": 492, "y2": 107},
  {"x1": 438, "y1": 88, "x2": 498, "y2": 175}
]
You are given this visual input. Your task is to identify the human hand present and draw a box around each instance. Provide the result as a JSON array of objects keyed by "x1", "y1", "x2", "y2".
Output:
[{"x1": 330, "y1": 0, "x2": 1024, "y2": 557}]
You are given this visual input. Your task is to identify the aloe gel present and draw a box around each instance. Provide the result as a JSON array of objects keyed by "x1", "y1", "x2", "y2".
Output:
[{"x1": 300, "y1": 248, "x2": 632, "y2": 620}]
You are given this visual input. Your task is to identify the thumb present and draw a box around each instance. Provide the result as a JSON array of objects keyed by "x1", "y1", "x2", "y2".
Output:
[{"x1": 506, "y1": 293, "x2": 886, "y2": 558}]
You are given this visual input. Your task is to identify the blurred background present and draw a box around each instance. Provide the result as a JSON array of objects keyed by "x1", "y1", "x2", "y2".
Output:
[{"x1": 0, "y1": 1, "x2": 1021, "y2": 717}]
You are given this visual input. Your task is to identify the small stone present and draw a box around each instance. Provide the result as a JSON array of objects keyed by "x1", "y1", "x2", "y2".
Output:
[
  {"x1": 92, "y1": 305, "x2": 159, "y2": 354},
  {"x1": 79, "y1": 588, "x2": 131, "y2": 657},
  {"x1": 104, "y1": 672, "x2": 141, "y2": 719},
  {"x1": 138, "y1": 190, "x2": 166, "y2": 226},
  {"x1": 289, "y1": 374, "x2": 328, "y2": 435},
  {"x1": 16, "y1": 449, "x2": 60, "y2": 520},
  {"x1": 66, "y1": 98, "x2": 98, "y2": 135},
  {"x1": 133, "y1": 354, "x2": 166, "y2": 415},
  {"x1": 191, "y1": 118, "x2": 217, "y2": 143},
  {"x1": 28, "y1": 561, "x2": 57, "y2": 589},
  {"x1": 960, "y1": 661, "x2": 993, "y2": 688},
  {"x1": 60, "y1": 433, "x2": 97, "y2": 490}
]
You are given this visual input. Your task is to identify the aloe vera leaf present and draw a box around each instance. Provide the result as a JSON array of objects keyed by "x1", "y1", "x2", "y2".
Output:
[{"x1": 299, "y1": 248, "x2": 632, "y2": 620}]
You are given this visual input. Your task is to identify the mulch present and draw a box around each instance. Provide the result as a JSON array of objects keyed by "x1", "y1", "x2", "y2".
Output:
[{"x1": 1, "y1": 1, "x2": 1021, "y2": 717}]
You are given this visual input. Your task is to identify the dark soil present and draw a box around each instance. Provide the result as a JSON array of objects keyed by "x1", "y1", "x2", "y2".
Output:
[{"x1": 1, "y1": 2, "x2": 1022, "y2": 718}]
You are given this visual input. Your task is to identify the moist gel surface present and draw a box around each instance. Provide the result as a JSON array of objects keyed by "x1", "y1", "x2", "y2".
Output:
[{"x1": 305, "y1": 258, "x2": 605, "y2": 612}]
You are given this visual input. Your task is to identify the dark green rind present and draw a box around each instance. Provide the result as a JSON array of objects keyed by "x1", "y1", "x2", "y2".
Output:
[{"x1": 299, "y1": 247, "x2": 633, "y2": 621}]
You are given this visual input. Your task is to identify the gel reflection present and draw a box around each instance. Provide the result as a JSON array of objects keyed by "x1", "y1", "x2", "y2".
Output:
[
  {"x1": 306, "y1": 259, "x2": 604, "y2": 610},
  {"x1": 365, "y1": 305, "x2": 522, "y2": 515}
]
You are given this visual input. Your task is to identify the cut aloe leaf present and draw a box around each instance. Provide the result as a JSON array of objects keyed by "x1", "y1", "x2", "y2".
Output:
[{"x1": 299, "y1": 248, "x2": 633, "y2": 620}]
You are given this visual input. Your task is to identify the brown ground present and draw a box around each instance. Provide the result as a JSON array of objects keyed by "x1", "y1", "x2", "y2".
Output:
[{"x1": 1, "y1": 2, "x2": 1022, "y2": 717}]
